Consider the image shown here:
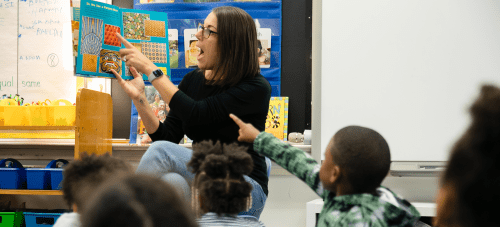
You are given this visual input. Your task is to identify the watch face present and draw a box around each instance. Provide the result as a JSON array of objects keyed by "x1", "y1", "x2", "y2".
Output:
[{"x1": 153, "y1": 69, "x2": 164, "y2": 77}]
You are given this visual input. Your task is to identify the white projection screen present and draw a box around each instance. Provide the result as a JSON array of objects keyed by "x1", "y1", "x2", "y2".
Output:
[{"x1": 317, "y1": 0, "x2": 500, "y2": 161}]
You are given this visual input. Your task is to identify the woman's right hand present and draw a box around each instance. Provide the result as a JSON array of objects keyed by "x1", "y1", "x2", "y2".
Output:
[{"x1": 111, "y1": 67, "x2": 145, "y2": 101}]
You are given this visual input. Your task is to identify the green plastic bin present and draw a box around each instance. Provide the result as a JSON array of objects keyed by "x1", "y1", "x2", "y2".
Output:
[{"x1": 0, "y1": 212, "x2": 23, "y2": 227}]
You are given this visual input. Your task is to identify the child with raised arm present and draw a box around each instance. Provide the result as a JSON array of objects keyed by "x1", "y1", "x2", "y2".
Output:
[{"x1": 230, "y1": 114, "x2": 420, "y2": 227}]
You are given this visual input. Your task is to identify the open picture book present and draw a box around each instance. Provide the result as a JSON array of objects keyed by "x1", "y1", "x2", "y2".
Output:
[{"x1": 76, "y1": 0, "x2": 170, "y2": 80}]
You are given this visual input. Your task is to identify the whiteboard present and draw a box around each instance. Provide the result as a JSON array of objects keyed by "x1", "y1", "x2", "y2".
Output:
[
  {"x1": 316, "y1": 0, "x2": 500, "y2": 161},
  {"x1": 0, "y1": 0, "x2": 75, "y2": 104}
]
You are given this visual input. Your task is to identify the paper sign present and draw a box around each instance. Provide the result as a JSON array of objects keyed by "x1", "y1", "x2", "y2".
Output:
[
  {"x1": 17, "y1": 0, "x2": 76, "y2": 103},
  {"x1": 0, "y1": 0, "x2": 19, "y2": 96}
]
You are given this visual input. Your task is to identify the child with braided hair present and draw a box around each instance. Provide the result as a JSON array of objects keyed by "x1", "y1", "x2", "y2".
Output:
[{"x1": 187, "y1": 140, "x2": 266, "y2": 227}]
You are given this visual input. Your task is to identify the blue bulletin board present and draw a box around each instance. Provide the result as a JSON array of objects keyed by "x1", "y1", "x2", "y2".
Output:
[
  {"x1": 133, "y1": 0, "x2": 282, "y2": 96},
  {"x1": 130, "y1": 0, "x2": 282, "y2": 143}
]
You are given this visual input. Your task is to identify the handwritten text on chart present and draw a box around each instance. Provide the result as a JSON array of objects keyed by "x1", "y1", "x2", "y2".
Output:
[
  {"x1": 22, "y1": 81, "x2": 41, "y2": 87},
  {"x1": 20, "y1": 55, "x2": 40, "y2": 60},
  {"x1": 0, "y1": 2, "x2": 15, "y2": 8},
  {"x1": 29, "y1": 7, "x2": 64, "y2": 16},
  {"x1": 0, "y1": 77, "x2": 14, "y2": 91},
  {"x1": 27, "y1": 0, "x2": 62, "y2": 7}
]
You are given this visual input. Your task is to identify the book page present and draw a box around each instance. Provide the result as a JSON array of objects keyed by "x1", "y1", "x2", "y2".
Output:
[
  {"x1": 121, "y1": 8, "x2": 171, "y2": 81},
  {"x1": 76, "y1": 0, "x2": 122, "y2": 79}
]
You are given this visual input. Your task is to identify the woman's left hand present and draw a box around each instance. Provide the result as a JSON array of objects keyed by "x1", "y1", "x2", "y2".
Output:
[{"x1": 116, "y1": 33, "x2": 157, "y2": 75}]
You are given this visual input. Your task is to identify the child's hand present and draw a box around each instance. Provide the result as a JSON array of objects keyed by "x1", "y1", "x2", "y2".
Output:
[{"x1": 230, "y1": 114, "x2": 261, "y2": 143}]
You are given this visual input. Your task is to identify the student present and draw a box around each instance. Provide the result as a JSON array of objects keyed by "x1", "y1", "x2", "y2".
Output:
[
  {"x1": 230, "y1": 114, "x2": 421, "y2": 227},
  {"x1": 187, "y1": 140, "x2": 265, "y2": 226},
  {"x1": 80, "y1": 174, "x2": 197, "y2": 227},
  {"x1": 433, "y1": 85, "x2": 500, "y2": 227},
  {"x1": 53, "y1": 154, "x2": 133, "y2": 227}
]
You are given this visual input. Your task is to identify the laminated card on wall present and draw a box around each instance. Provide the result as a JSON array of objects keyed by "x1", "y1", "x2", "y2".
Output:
[{"x1": 76, "y1": 0, "x2": 170, "y2": 81}]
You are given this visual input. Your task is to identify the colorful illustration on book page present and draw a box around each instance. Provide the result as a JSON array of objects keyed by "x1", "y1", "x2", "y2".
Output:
[
  {"x1": 72, "y1": 21, "x2": 80, "y2": 57},
  {"x1": 99, "y1": 49, "x2": 121, "y2": 74},
  {"x1": 169, "y1": 29, "x2": 178, "y2": 68},
  {"x1": 82, "y1": 54, "x2": 98, "y2": 72},
  {"x1": 124, "y1": 43, "x2": 145, "y2": 77},
  {"x1": 122, "y1": 12, "x2": 150, "y2": 41},
  {"x1": 184, "y1": 29, "x2": 199, "y2": 68},
  {"x1": 104, "y1": 24, "x2": 121, "y2": 47},
  {"x1": 80, "y1": 16, "x2": 103, "y2": 55},
  {"x1": 145, "y1": 20, "x2": 166, "y2": 37},
  {"x1": 142, "y1": 42, "x2": 167, "y2": 64},
  {"x1": 265, "y1": 97, "x2": 289, "y2": 141}
]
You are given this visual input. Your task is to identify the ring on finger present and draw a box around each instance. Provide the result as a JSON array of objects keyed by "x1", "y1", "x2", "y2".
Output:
[{"x1": 123, "y1": 56, "x2": 127, "y2": 62}]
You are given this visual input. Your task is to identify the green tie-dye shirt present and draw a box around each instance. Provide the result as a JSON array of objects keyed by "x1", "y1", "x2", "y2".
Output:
[{"x1": 254, "y1": 132, "x2": 420, "y2": 227}]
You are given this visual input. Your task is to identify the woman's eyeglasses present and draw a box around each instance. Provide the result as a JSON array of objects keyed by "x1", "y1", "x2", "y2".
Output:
[{"x1": 197, "y1": 23, "x2": 218, "y2": 39}]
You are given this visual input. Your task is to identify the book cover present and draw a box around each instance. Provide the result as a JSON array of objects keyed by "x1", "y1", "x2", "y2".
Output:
[
  {"x1": 265, "y1": 97, "x2": 288, "y2": 141},
  {"x1": 76, "y1": 0, "x2": 170, "y2": 81}
]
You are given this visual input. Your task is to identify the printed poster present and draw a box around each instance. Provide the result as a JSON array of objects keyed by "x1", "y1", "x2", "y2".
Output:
[
  {"x1": 184, "y1": 29, "x2": 199, "y2": 68},
  {"x1": 169, "y1": 29, "x2": 178, "y2": 68}
]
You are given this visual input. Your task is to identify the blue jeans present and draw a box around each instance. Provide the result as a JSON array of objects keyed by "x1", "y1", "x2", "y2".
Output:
[{"x1": 136, "y1": 141, "x2": 267, "y2": 219}]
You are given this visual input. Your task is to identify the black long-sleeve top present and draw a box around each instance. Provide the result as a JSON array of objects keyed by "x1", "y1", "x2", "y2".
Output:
[{"x1": 149, "y1": 69, "x2": 272, "y2": 195}]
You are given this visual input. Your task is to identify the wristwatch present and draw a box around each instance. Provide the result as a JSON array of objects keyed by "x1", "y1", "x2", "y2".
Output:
[{"x1": 147, "y1": 69, "x2": 164, "y2": 82}]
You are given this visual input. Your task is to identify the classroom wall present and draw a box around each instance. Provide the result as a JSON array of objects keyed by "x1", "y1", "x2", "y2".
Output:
[{"x1": 110, "y1": 0, "x2": 312, "y2": 139}]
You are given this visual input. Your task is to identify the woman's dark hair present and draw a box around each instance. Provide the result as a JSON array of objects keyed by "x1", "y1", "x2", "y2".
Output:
[
  {"x1": 187, "y1": 140, "x2": 254, "y2": 216},
  {"x1": 206, "y1": 6, "x2": 260, "y2": 87},
  {"x1": 438, "y1": 85, "x2": 500, "y2": 227},
  {"x1": 81, "y1": 174, "x2": 197, "y2": 227}
]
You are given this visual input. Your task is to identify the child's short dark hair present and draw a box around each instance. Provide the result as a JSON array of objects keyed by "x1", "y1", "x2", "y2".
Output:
[
  {"x1": 187, "y1": 140, "x2": 253, "y2": 216},
  {"x1": 331, "y1": 126, "x2": 391, "y2": 193},
  {"x1": 61, "y1": 153, "x2": 132, "y2": 208},
  {"x1": 81, "y1": 174, "x2": 197, "y2": 227},
  {"x1": 439, "y1": 85, "x2": 500, "y2": 227}
]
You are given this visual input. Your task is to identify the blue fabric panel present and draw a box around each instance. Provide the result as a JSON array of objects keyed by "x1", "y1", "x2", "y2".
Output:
[{"x1": 133, "y1": 1, "x2": 281, "y2": 96}]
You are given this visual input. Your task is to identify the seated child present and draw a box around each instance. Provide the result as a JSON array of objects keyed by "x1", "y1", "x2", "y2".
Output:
[
  {"x1": 187, "y1": 140, "x2": 266, "y2": 227},
  {"x1": 230, "y1": 114, "x2": 421, "y2": 226},
  {"x1": 433, "y1": 85, "x2": 500, "y2": 227},
  {"x1": 53, "y1": 154, "x2": 133, "y2": 227},
  {"x1": 80, "y1": 174, "x2": 197, "y2": 227}
]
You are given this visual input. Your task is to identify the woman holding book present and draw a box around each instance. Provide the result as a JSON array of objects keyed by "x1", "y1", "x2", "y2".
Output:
[{"x1": 111, "y1": 6, "x2": 271, "y2": 219}]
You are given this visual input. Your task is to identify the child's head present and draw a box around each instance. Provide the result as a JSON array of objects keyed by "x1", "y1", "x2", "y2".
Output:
[
  {"x1": 81, "y1": 174, "x2": 197, "y2": 227},
  {"x1": 187, "y1": 140, "x2": 253, "y2": 217},
  {"x1": 320, "y1": 126, "x2": 391, "y2": 195},
  {"x1": 62, "y1": 153, "x2": 132, "y2": 211},
  {"x1": 434, "y1": 85, "x2": 500, "y2": 227}
]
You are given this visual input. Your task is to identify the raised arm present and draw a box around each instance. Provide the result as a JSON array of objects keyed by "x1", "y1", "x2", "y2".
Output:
[
  {"x1": 111, "y1": 66, "x2": 159, "y2": 135},
  {"x1": 116, "y1": 33, "x2": 179, "y2": 105},
  {"x1": 230, "y1": 114, "x2": 326, "y2": 197}
]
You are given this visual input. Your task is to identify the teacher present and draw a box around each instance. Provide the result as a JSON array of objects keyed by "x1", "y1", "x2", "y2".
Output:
[{"x1": 112, "y1": 6, "x2": 271, "y2": 218}]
